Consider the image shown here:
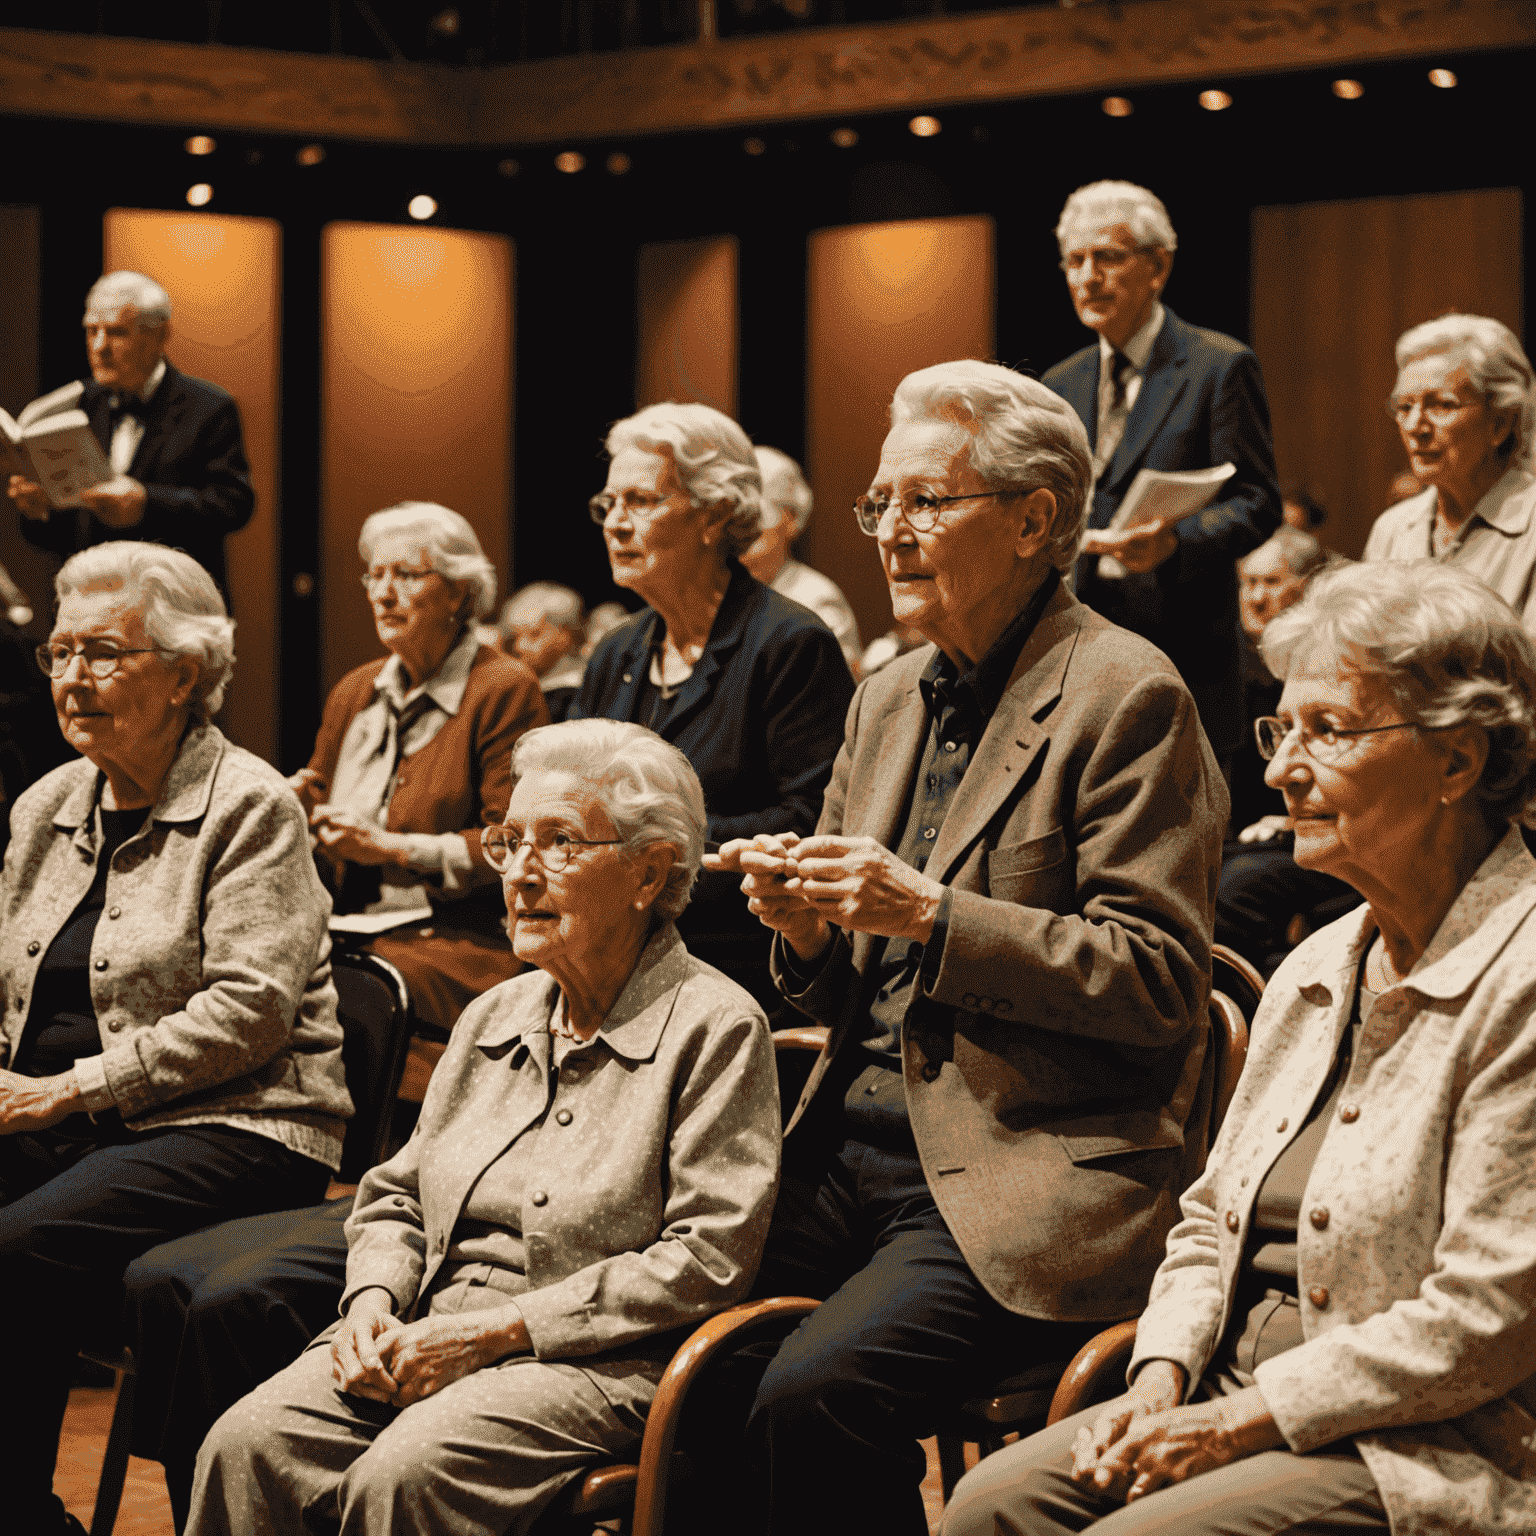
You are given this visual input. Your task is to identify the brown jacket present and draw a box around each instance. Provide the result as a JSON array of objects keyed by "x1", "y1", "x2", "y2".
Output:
[{"x1": 776, "y1": 581, "x2": 1228, "y2": 1320}]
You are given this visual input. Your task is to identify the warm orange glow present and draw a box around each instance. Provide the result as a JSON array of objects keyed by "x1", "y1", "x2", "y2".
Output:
[
  {"x1": 908, "y1": 115, "x2": 941, "y2": 138},
  {"x1": 636, "y1": 237, "x2": 738, "y2": 418},
  {"x1": 606, "y1": 152, "x2": 632, "y2": 175},
  {"x1": 1200, "y1": 90, "x2": 1233, "y2": 111},
  {"x1": 831, "y1": 127, "x2": 859, "y2": 148},
  {"x1": 555, "y1": 151, "x2": 586, "y2": 174},
  {"x1": 185, "y1": 183, "x2": 213, "y2": 207},
  {"x1": 1332, "y1": 79, "x2": 1364, "y2": 99},
  {"x1": 1101, "y1": 96, "x2": 1133, "y2": 118},
  {"x1": 407, "y1": 194, "x2": 438, "y2": 220},
  {"x1": 1428, "y1": 68, "x2": 1457, "y2": 88},
  {"x1": 296, "y1": 143, "x2": 326, "y2": 166},
  {"x1": 498, "y1": 157, "x2": 521, "y2": 177},
  {"x1": 185, "y1": 135, "x2": 216, "y2": 155},
  {"x1": 743, "y1": 137, "x2": 766, "y2": 156}
]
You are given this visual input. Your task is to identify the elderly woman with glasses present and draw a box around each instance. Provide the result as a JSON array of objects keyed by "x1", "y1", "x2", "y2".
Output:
[
  {"x1": 0, "y1": 542, "x2": 351, "y2": 1536},
  {"x1": 942, "y1": 559, "x2": 1536, "y2": 1536},
  {"x1": 570, "y1": 403, "x2": 854, "y2": 1009},
  {"x1": 189, "y1": 719, "x2": 780, "y2": 1536},
  {"x1": 1366, "y1": 313, "x2": 1536, "y2": 629},
  {"x1": 294, "y1": 501, "x2": 547, "y2": 1033}
]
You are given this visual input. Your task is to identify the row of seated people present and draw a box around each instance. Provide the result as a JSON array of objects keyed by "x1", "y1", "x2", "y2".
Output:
[{"x1": 3, "y1": 354, "x2": 1534, "y2": 1536}]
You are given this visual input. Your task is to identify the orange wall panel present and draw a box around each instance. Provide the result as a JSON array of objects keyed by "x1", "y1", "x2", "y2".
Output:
[
  {"x1": 635, "y1": 236, "x2": 739, "y2": 417},
  {"x1": 320, "y1": 224, "x2": 514, "y2": 696}
]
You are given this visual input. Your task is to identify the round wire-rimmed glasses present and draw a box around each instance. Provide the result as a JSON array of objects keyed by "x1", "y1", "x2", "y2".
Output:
[
  {"x1": 853, "y1": 489, "x2": 1011, "y2": 536},
  {"x1": 484, "y1": 826, "x2": 625, "y2": 873},
  {"x1": 36, "y1": 641, "x2": 163, "y2": 679},
  {"x1": 1253, "y1": 715, "x2": 1418, "y2": 766}
]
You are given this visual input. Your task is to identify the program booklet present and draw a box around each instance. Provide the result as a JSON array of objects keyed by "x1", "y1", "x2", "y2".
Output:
[
  {"x1": 1096, "y1": 462, "x2": 1237, "y2": 579},
  {"x1": 0, "y1": 380, "x2": 112, "y2": 509}
]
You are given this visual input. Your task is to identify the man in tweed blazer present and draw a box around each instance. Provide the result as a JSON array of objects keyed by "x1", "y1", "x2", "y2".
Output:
[{"x1": 707, "y1": 360, "x2": 1228, "y2": 1536}]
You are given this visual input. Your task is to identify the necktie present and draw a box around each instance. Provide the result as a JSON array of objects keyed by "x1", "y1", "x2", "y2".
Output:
[{"x1": 1092, "y1": 351, "x2": 1137, "y2": 481}]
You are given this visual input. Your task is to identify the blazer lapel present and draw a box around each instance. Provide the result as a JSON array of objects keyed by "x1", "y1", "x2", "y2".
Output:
[
  {"x1": 603, "y1": 614, "x2": 659, "y2": 728},
  {"x1": 656, "y1": 566, "x2": 754, "y2": 742},
  {"x1": 130, "y1": 365, "x2": 191, "y2": 480},
  {"x1": 1103, "y1": 310, "x2": 1189, "y2": 493},
  {"x1": 846, "y1": 673, "x2": 930, "y2": 851},
  {"x1": 1054, "y1": 349, "x2": 1101, "y2": 454}
]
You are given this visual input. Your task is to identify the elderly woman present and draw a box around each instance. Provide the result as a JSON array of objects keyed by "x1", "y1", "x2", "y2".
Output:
[
  {"x1": 943, "y1": 559, "x2": 1536, "y2": 1536},
  {"x1": 0, "y1": 542, "x2": 351, "y2": 1536},
  {"x1": 1366, "y1": 313, "x2": 1536, "y2": 628},
  {"x1": 569, "y1": 403, "x2": 853, "y2": 1008},
  {"x1": 189, "y1": 718, "x2": 780, "y2": 1536},
  {"x1": 295, "y1": 500, "x2": 547, "y2": 1032}
]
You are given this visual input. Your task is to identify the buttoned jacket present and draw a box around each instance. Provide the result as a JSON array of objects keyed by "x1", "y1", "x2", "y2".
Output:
[
  {"x1": 0, "y1": 724, "x2": 351, "y2": 1149},
  {"x1": 775, "y1": 581, "x2": 1228, "y2": 1321},
  {"x1": 1132, "y1": 828, "x2": 1536, "y2": 1536},
  {"x1": 342, "y1": 925, "x2": 780, "y2": 1361}
]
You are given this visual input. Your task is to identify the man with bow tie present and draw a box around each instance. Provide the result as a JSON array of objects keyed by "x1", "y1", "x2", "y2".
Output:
[
  {"x1": 9, "y1": 270, "x2": 254, "y2": 594},
  {"x1": 1042, "y1": 182, "x2": 1281, "y2": 778}
]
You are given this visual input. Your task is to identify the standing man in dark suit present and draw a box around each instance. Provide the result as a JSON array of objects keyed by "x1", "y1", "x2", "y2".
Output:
[
  {"x1": 707, "y1": 360, "x2": 1228, "y2": 1536},
  {"x1": 8, "y1": 271, "x2": 254, "y2": 594},
  {"x1": 1042, "y1": 182, "x2": 1281, "y2": 775}
]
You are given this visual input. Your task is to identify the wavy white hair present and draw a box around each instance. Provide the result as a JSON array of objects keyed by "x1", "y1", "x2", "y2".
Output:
[
  {"x1": 1055, "y1": 181, "x2": 1177, "y2": 255},
  {"x1": 85, "y1": 271, "x2": 172, "y2": 329},
  {"x1": 359, "y1": 502, "x2": 497, "y2": 621},
  {"x1": 755, "y1": 446, "x2": 815, "y2": 536}
]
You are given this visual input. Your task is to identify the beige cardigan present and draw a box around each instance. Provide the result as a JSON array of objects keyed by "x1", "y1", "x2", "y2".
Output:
[{"x1": 1132, "y1": 827, "x2": 1536, "y2": 1535}]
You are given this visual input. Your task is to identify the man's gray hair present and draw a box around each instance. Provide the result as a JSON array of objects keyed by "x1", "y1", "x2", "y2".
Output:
[
  {"x1": 56, "y1": 541, "x2": 235, "y2": 721},
  {"x1": 1262, "y1": 560, "x2": 1536, "y2": 825},
  {"x1": 755, "y1": 446, "x2": 815, "y2": 536},
  {"x1": 1395, "y1": 313, "x2": 1535, "y2": 471},
  {"x1": 359, "y1": 502, "x2": 497, "y2": 621},
  {"x1": 85, "y1": 271, "x2": 173, "y2": 330},
  {"x1": 509, "y1": 719, "x2": 706, "y2": 923},
  {"x1": 1055, "y1": 181, "x2": 1177, "y2": 256},
  {"x1": 501, "y1": 582, "x2": 585, "y2": 636},
  {"x1": 889, "y1": 360, "x2": 1092, "y2": 573},
  {"x1": 605, "y1": 403, "x2": 765, "y2": 562}
]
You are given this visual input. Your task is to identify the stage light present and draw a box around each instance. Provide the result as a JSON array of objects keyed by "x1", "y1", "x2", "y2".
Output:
[
  {"x1": 606, "y1": 152, "x2": 632, "y2": 175},
  {"x1": 743, "y1": 136, "x2": 767, "y2": 156},
  {"x1": 1332, "y1": 78, "x2": 1364, "y2": 99},
  {"x1": 408, "y1": 194, "x2": 437, "y2": 220},
  {"x1": 908, "y1": 115, "x2": 941, "y2": 138},
  {"x1": 184, "y1": 135, "x2": 216, "y2": 156},
  {"x1": 1199, "y1": 89, "x2": 1233, "y2": 111},
  {"x1": 830, "y1": 127, "x2": 859, "y2": 148},
  {"x1": 430, "y1": 7, "x2": 460, "y2": 34},
  {"x1": 297, "y1": 144, "x2": 326, "y2": 166},
  {"x1": 555, "y1": 151, "x2": 586, "y2": 174},
  {"x1": 498, "y1": 158, "x2": 521, "y2": 177},
  {"x1": 1101, "y1": 96, "x2": 1133, "y2": 118},
  {"x1": 186, "y1": 183, "x2": 213, "y2": 207},
  {"x1": 1428, "y1": 68, "x2": 1457, "y2": 88}
]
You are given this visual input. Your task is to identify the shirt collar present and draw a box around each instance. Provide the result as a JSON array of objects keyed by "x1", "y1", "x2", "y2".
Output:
[
  {"x1": 138, "y1": 358, "x2": 167, "y2": 405},
  {"x1": 920, "y1": 569, "x2": 1061, "y2": 722},
  {"x1": 1464, "y1": 467, "x2": 1536, "y2": 537},
  {"x1": 1098, "y1": 300, "x2": 1166, "y2": 375},
  {"x1": 374, "y1": 625, "x2": 480, "y2": 715}
]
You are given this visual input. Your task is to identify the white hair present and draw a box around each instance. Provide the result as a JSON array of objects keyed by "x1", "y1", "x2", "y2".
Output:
[
  {"x1": 501, "y1": 582, "x2": 585, "y2": 635},
  {"x1": 1055, "y1": 181, "x2": 1177, "y2": 256},
  {"x1": 605, "y1": 403, "x2": 765, "y2": 562},
  {"x1": 359, "y1": 502, "x2": 497, "y2": 621},
  {"x1": 1243, "y1": 526, "x2": 1332, "y2": 582},
  {"x1": 55, "y1": 542, "x2": 235, "y2": 721},
  {"x1": 754, "y1": 446, "x2": 815, "y2": 536},
  {"x1": 510, "y1": 719, "x2": 706, "y2": 923},
  {"x1": 889, "y1": 360, "x2": 1093, "y2": 573},
  {"x1": 1261, "y1": 560, "x2": 1536, "y2": 825},
  {"x1": 1395, "y1": 313, "x2": 1535, "y2": 471},
  {"x1": 85, "y1": 271, "x2": 172, "y2": 329}
]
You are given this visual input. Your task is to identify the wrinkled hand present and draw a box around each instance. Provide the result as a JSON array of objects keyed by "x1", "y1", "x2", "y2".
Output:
[
  {"x1": 311, "y1": 807, "x2": 404, "y2": 868},
  {"x1": 1237, "y1": 814, "x2": 1291, "y2": 845},
  {"x1": 331, "y1": 1289, "x2": 404, "y2": 1401},
  {"x1": 705, "y1": 833, "x2": 830, "y2": 962},
  {"x1": 288, "y1": 767, "x2": 328, "y2": 816},
  {"x1": 378, "y1": 1305, "x2": 529, "y2": 1407},
  {"x1": 779, "y1": 834, "x2": 942, "y2": 945},
  {"x1": 0, "y1": 1068, "x2": 84, "y2": 1134},
  {"x1": 76, "y1": 475, "x2": 148, "y2": 528},
  {"x1": 1080, "y1": 518, "x2": 1179, "y2": 573},
  {"x1": 7, "y1": 475, "x2": 50, "y2": 519}
]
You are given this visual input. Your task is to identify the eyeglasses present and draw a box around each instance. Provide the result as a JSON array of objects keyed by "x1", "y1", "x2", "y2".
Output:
[
  {"x1": 36, "y1": 641, "x2": 163, "y2": 679},
  {"x1": 1059, "y1": 245, "x2": 1149, "y2": 276},
  {"x1": 588, "y1": 491, "x2": 681, "y2": 526},
  {"x1": 361, "y1": 564, "x2": 439, "y2": 593},
  {"x1": 854, "y1": 490, "x2": 1011, "y2": 536},
  {"x1": 1387, "y1": 392, "x2": 1480, "y2": 426},
  {"x1": 1254, "y1": 715, "x2": 1417, "y2": 765},
  {"x1": 483, "y1": 825, "x2": 625, "y2": 873}
]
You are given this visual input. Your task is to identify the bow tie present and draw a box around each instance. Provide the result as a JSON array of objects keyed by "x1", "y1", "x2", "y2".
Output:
[{"x1": 108, "y1": 394, "x2": 147, "y2": 425}]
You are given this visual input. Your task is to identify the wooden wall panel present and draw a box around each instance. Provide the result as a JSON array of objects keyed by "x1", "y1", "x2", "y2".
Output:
[
  {"x1": 1252, "y1": 189, "x2": 1523, "y2": 558},
  {"x1": 320, "y1": 223, "x2": 513, "y2": 696},
  {"x1": 804, "y1": 215, "x2": 995, "y2": 648},
  {"x1": 636, "y1": 237, "x2": 739, "y2": 419}
]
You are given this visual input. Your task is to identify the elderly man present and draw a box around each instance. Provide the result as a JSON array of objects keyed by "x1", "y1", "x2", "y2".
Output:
[
  {"x1": 9, "y1": 271, "x2": 254, "y2": 593},
  {"x1": 1042, "y1": 181, "x2": 1281, "y2": 777},
  {"x1": 742, "y1": 446, "x2": 862, "y2": 674},
  {"x1": 708, "y1": 359, "x2": 1228, "y2": 1536},
  {"x1": 498, "y1": 581, "x2": 587, "y2": 721}
]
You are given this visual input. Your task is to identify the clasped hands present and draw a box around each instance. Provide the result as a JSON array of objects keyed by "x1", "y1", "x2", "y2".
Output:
[
  {"x1": 1079, "y1": 517, "x2": 1178, "y2": 574},
  {"x1": 702, "y1": 832, "x2": 944, "y2": 961},
  {"x1": 8, "y1": 473, "x2": 147, "y2": 526},
  {"x1": 288, "y1": 769, "x2": 407, "y2": 868}
]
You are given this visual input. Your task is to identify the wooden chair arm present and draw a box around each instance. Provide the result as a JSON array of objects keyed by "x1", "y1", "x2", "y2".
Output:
[
  {"x1": 630, "y1": 1295, "x2": 821, "y2": 1536},
  {"x1": 1045, "y1": 1318, "x2": 1140, "y2": 1426},
  {"x1": 773, "y1": 1025, "x2": 830, "y2": 1054}
]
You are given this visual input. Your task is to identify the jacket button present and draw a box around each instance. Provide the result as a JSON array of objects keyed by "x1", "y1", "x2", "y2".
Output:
[
  {"x1": 94, "y1": 958, "x2": 109, "y2": 971},
  {"x1": 1239, "y1": 1175, "x2": 1249, "y2": 1187},
  {"x1": 108, "y1": 907, "x2": 121, "y2": 920},
  {"x1": 921, "y1": 1062, "x2": 940, "y2": 1082},
  {"x1": 555, "y1": 1109, "x2": 572, "y2": 1126},
  {"x1": 1225, "y1": 1210, "x2": 1240, "y2": 1232},
  {"x1": 1340, "y1": 1104, "x2": 1360, "y2": 1123},
  {"x1": 1276, "y1": 1118, "x2": 1289, "y2": 1133},
  {"x1": 530, "y1": 1190, "x2": 548, "y2": 1207},
  {"x1": 1309, "y1": 1206, "x2": 1330, "y2": 1229},
  {"x1": 1309, "y1": 1286, "x2": 1330, "y2": 1309},
  {"x1": 27, "y1": 941, "x2": 41, "y2": 956},
  {"x1": 108, "y1": 1019, "x2": 124, "y2": 1032}
]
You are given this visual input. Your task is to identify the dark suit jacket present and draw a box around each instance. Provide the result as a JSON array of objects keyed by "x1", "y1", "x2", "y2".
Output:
[
  {"x1": 1042, "y1": 307, "x2": 1281, "y2": 754},
  {"x1": 776, "y1": 580, "x2": 1229, "y2": 1320},
  {"x1": 20, "y1": 362, "x2": 255, "y2": 593}
]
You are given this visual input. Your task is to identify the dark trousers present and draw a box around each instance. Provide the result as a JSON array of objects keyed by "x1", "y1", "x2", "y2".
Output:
[
  {"x1": 0, "y1": 1120, "x2": 329, "y2": 1531},
  {"x1": 122, "y1": 1195, "x2": 352, "y2": 1531},
  {"x1": 1216, "y1": 840, "x2": 1361, "y2": 978},
  {"x1": 738, "y1": 1131, "x2": 1102, "y2": 1536}
]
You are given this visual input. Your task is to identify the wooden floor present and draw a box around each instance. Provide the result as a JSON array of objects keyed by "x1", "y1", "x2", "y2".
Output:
[{"x1": 60, "y1": 1385, "x2": 972, "y2": 1534}]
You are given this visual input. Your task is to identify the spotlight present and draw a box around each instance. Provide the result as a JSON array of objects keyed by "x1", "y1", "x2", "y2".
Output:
[
  {"x1": 184, "y1": 135, "x2": 216, "y2": 156},
  {"x1": 497, "y1": 158, "x2": 521, "y2": 177},
  {"x1": 1199, "y1": 89, "x2": 1233, "y2": 111},
  {"x1": 1428, "y1": 67, "x2": 1457, "y2": 88},
  {"x1": 186, "y1": 183, "x2": 213, "y2": 207},
  {"x1": 743, "y1": 137, "x2": 767, "y2": 156},
  {"x1": 606, "y1": 152, "x2": 631, "y2": 175},
  {"x1": 908, "y1": 115, "x2": 941, "y2": 138},
  {"x1": 1101, "y1": 96, "x2": 1133, "y2": 118},
  {"x1": 555, "y1": 151, "x2": 586, "y2": 174},
  {"x1": 830, "y1": 127, "x2": 859, "y2": 148},
  {"x1": 408, "y1": 194, "x2": 437, "y2": 220},
  {"x1": 296, "y1": 144, "x2": 326, "y2": 167},
  {"x1": 1332, "y1": 78, "x2": 1364, "y2": 99},
  {"x1": 430, "y1": 8, "x2": 460, "y2": 36}
]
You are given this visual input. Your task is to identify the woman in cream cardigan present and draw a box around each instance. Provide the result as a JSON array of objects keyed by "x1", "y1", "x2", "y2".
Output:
[{"x1": 943, "y1": 560, "x2": 1536, "y2": 1536}]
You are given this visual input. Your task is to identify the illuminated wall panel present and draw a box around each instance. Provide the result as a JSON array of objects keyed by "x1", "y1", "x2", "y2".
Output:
[
  {"x1": 320, "y1": 224, "x2": 513, "y2": 695},
  {"x1": 102, "y1": 209, "x2": 282, "y2": 762},
  {"x1": 804, "y1": 217, "x2": 995, "y2": 650},
  {"x1": 636, "y1": 236, "x2": 739, "y2": 416}
]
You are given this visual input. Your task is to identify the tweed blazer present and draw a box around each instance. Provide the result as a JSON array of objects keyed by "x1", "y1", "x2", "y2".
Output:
[
  {"x1": 775, "y1": 580, "x2": 1229, "y2": 1320},
  {"x1": 0, "y1": 724, "x2": 351, "y2": 1158},
  {"x1": 1132, "y1": 827, "x2": 1536, "y2": 1536},
  {"x1": 342, "y1": 924, "x2": 780, "y2": 1362}
]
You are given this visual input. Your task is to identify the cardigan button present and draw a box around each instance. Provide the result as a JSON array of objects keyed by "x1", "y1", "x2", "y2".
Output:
[
  {"x1": 94, "y1": 958, "x2": 109, "y2": 971},
  {"x1": 530, "y1": 1190, "x2": 549, "y2": 1207},
  {"x1": 1309, "y1": 1286, "x2": 1330, "y2": 1309},
  {"x1": 108, "y1": 1020, "x2": 124, "y2": 1031},
  {"x1": 1309, "y1": 1206, "x2": 1330, "y2": 1230},
  {"x1": 920, "y1": 1062, "x2": 940, "y2": 1082},
  {"x1": 1340, "y1": 1103, "x2": 1360, "y2": 1123},
  {"x1": 1224, "y1": 1210, "x2": 1240, "y2": 1233},
  {"x1": 27, "y1": 941, "x2": 40, "y2": 956},
  {"x1": 1276, "y1": 1118, "x2": 1289, "y2": 1133},
  {"x1": 555, "y1": 1109, "x2": 572, "y2": 1126},
  {"x1": 108, "y1": 907, "x2": 121, "y2": 920}
]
